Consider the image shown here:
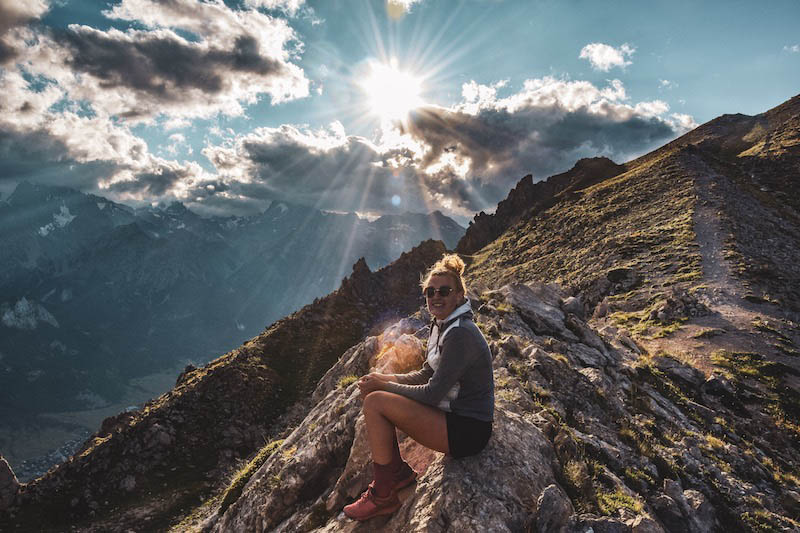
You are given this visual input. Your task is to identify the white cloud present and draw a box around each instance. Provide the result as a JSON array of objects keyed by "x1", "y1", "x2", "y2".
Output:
[
  {"x1": 659, "y1": 79, "x2": 676, "y2": 89},
  {"x1": 244, "y1": 0, "x2": 305, "y2": 15},
  {"x1": 6, "y1": 0, "x2": 309, "y2": 124},
  {"x1": 0, "y1": 0, "x2": 49, "y2": 34},
  {"x1": 579, "y1": 42, "x2": 635, "y2": 71},
  {"x1": 784, "y1": 44, "x2": 800, "y2": 53},
  {"x1": 0, "y1": 0, "x2": 50, "y2": 63},
  {"x1": 669, "y1": 113, "x2": 698, "y2": 131}
]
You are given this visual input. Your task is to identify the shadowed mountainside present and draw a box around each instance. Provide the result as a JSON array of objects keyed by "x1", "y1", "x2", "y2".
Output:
[{"x1": 0, "y1": 240, "x2": 446, "y2": 531}]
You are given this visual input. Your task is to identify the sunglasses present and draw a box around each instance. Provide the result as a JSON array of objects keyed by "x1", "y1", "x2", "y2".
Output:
[{"x1": 424, "y1": 286, "x2": 454, "y2": 298}]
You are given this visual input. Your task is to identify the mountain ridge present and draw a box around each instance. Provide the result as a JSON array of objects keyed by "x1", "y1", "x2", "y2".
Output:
[{"x1": 2, "y1": 93, "x2": 800, "y2": 531}]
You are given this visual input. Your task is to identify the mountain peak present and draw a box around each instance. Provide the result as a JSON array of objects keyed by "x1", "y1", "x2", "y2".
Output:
[
  {"x1": 164, "y1": 201, "x2": 188, "y2": 214},
  {"x1": 456, "y1": 156, "x2": 623, "y2": 254}
]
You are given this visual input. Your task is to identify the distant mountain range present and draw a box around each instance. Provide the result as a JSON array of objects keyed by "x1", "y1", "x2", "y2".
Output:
[{"x1": 0, "y1": 183, "x2": 463, "y2": 420}]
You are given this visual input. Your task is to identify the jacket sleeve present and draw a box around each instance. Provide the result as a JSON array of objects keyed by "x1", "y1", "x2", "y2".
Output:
[
  {"x1": 382, "y1": 327, "x2": 480, "y2": 407},
  {"x1": 393, "y1": 363, "x2": 433, "y2": 385}
]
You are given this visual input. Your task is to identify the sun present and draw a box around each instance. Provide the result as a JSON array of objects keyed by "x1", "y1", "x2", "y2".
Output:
[{"x1": 359, "y1": 59, "x2": 424, "y2": 120}]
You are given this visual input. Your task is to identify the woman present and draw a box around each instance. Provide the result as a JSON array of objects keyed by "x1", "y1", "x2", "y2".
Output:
[{"x1": 344, "y1": 254, "x2": 494, "y2": 521}]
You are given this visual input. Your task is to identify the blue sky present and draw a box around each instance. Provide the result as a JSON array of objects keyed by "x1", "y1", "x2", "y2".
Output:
[{"x1": 1, "y1": 0, "x2": 798, "y2": 222}]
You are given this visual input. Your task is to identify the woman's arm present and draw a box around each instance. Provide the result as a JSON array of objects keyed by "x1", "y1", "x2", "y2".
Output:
[
  {"x1": 366, "y1": 372, "x2": 398, "y2": 383},
  {"x1": 382, "y1": 328, "x2": 480, "y2": 408}
]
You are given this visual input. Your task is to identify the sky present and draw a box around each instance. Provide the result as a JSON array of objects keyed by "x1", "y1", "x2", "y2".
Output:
[{"x1": 1, "y1": 0, "x2": 798, "y2": 224}]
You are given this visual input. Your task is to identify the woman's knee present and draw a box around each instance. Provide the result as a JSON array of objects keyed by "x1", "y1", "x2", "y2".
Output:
[{"x1": 363, "y1": 390, "x2": 392, "y2": 413}]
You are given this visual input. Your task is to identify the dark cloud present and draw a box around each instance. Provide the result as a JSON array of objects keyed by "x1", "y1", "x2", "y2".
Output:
[
  {"x1": 59, "y1": 27, "x2": 285, "y2": 101},
  {"x1": 401, "y1": 95, "x2": 680, "y2": 207},
  {"x1": 108, "y1": 165, "x2": 195, "y2": 197},
  {"x1": 0, "y1": 126, "x2": 118, "y2": 190},
  {"x1": 0, "y1": 0, "x2": 49, "y2": 64},
  {"x1": 242, "y1": 134, "x2": 398, "y2": 207},
  {"x1": 211, "y1": 79, "x2": 690, "y2": 218}
]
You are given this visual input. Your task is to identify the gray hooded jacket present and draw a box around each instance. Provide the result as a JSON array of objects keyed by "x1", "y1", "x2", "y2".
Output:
[{"x1": 383, "y1": 301, "x2": 494, "y2": 422}]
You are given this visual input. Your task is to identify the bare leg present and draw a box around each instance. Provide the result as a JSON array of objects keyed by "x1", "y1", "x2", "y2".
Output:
[{"x1": 362, "y1": 391, "x2": 449, "y2": 464}]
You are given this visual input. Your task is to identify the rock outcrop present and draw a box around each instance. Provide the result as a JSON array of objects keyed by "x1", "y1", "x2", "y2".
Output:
[
  {"x1": 190, "y1": 281, "x2": 799, "y2": 532},
  {"x1": 0, "y1": 456, "x2": 18, "y2": 510}
]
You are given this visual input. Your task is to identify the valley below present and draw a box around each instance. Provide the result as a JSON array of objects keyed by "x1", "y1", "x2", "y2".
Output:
[{"x1": 1, "y1": 363, "x2": 187, "y2": 482}]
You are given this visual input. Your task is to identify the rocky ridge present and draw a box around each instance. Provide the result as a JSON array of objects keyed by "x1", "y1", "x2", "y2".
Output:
[
  {"x1": 185, "y1": 280, "x2": 799, "y2": 531},
  {"x1": 456, "y1": 157, "x2": 625, "y2": 255}
]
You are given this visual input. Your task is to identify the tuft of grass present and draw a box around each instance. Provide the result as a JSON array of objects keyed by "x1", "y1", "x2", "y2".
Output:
[
  {"x1": 692, "y1": 327, "x2": 726, "y2": 339},
  {"x1": 704, "y1": 434, "x2": 726, "y2": 451},
  {"x1": 596, "y1": 489, "x2": 644, "y2": 516},
  {"x1": 623, "y1": 467, "x2": 655, "y2": 488},
  {"x1": 337, "y1": 375, "x2": 358, "y2": 389},
  {"x1": 741, "y1": 509, "x2": 800, "y2": 532},
  {"x1": 496, "y1": 302, "x2": 514, "y2": 314},
  {"x1": 712, "y1": 350, "x2": 800, "y2": 440},
  {"x1": 218, "y1": 439, "x2": 284, "y2": 516}
]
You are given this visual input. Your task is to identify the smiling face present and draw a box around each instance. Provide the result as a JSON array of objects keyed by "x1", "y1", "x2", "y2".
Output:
[{"x1": 424, "y1": 274, "x2": 464, "y2": 321}]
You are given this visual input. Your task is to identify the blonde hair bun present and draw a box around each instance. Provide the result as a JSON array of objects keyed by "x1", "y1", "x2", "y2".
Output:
[
  {"x1": 421, "y1": 253, "x2": 467, "y2": 294},
  {"x1": 440, "y1": 254, "x2": 465, "y2": 276}
]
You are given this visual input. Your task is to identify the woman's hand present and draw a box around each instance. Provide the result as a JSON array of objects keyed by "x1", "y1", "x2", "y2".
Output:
[{"x1": 357, "y1": 374, "x2": 387, "y2": 399}]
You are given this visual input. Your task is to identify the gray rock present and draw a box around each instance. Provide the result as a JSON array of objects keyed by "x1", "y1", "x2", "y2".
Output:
[
  {"x1": 574, "y1": 514, "x2": 631, "y2": 533},
  {"x1": 650, "y1": 494, "x2": 684, "y2": 532},
  {"x1": 500, "y1": 284, "x2": 577, "y2": 340},
  {"x1": 534, "y1": 484, "x2": 574, "y2": 533},
  {"x1": 683, "y1": 489, "x2": 717, "y2": 533},
  {"x1": 0, "y1": 455, "x2": 19, "y2": 510},
  {"x1": 567, "y1": 343, "x2": 608, "y2": 368},
  {"x1": 701, "y1": 375, "x2": 735, "y2": 397},
  {"x1": 781, "y1": 490, "x2": 800, "y2": 517},
  {"x1": 562, "y1": 296, "x2": 586, "y2": 319},
  {"x1": 630, "y1": 515, "x2": 665, "y2": 533},
  {"x1": 653, "y1": 357, "x2": 703, "y2": 389},
  {"x1": 566, "y1": 314, "x2": 609, "y2": 356}
]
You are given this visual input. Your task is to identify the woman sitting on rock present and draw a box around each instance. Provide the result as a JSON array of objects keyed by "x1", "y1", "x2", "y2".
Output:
[{"x1": 344, "y1": 253, "x2": 495, "y2": 521}]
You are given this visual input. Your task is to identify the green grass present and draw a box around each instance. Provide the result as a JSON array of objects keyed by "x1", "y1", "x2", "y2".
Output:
[
  {"x1": 596, "y1": 489, "x2": 644, "y2": 516},
  {"x1": 692, "y1": 327, "x2": 726, "y2": 339},
  {"x1": 218, "y1": 439, "x2": 284, "y2": 515},
  {"x1": 337, "y1": 375, "x2": 358, "y2": 388},
  {"x1": 711, "y1": 350, "x2": 800, "y2": 440}
]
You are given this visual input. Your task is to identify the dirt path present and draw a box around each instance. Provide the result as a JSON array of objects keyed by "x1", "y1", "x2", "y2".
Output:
[{"x1": 638, "y1": 158, "x2": 789, "y2": 372}]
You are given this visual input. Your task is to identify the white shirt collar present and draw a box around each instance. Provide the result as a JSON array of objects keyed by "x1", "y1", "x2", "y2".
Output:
[{"x1": 435, "y1": 299, "x2": 472, "y2": 326}]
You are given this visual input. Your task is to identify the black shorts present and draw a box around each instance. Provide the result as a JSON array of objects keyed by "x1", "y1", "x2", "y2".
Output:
[{"x1": 446, "y1": 411, "x2": 492, "y2": 458}]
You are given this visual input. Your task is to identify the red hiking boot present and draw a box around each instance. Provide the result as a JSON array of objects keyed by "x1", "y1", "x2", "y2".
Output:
[{"x1": 343, "y1": 487, "x2": 401, "y2": 521}]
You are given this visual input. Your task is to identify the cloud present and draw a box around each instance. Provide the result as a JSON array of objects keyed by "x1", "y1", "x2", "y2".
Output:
[
  {"x1": 0, "y1": 0, "x2": 49, "y2": 63},
  {"x1": 579, "y1": 42, "x2": 635, "y2": 71},
  {"x1": 244, "y1": 0, "x2": 306, "y2": 15},
  {"x1": 0, "y1": 67, "x2": 215, "y2": 206},
  {"x1": 785, "y1": 44, "x2": 800, "y2": 53},
  {"x1": 193, "y1": 76, "x2": 694, "y2": 219},
  {"x1": 200, "y1": 122, "x2": 430, "y2": 215},
  {"x1": 8, "y1": 0, "x2": 309, "y2": 123},
  {"x1": 387, "y1": 0, "x2": 423, "y2": 18}
]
